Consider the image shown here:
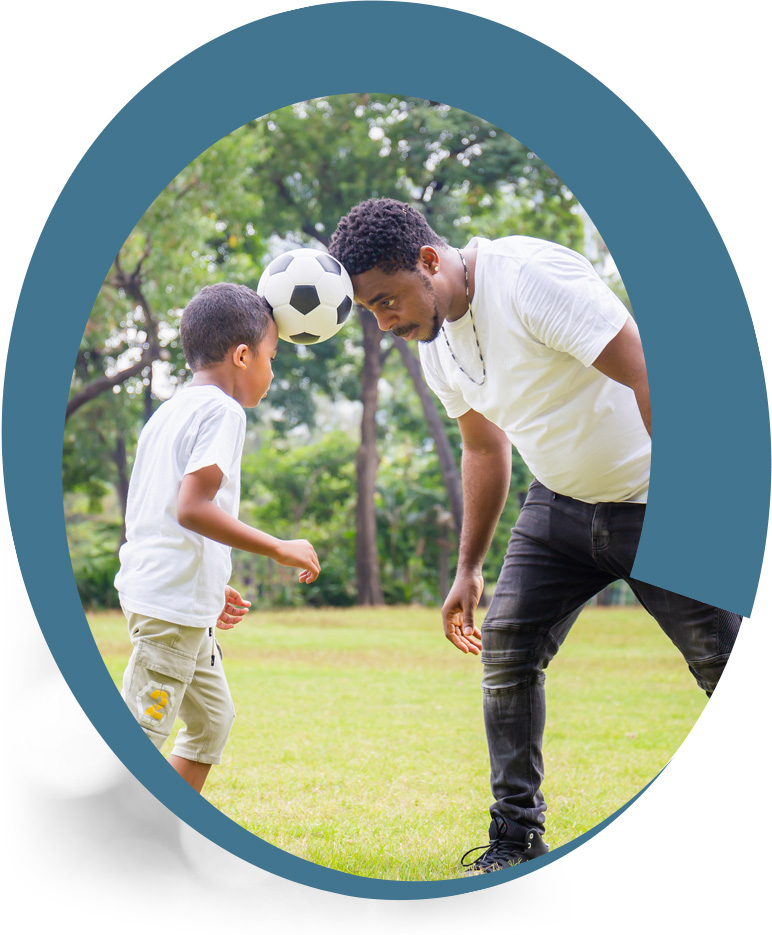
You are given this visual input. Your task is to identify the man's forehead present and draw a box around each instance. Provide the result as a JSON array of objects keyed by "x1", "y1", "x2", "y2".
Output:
[{"x1": 352, "y1": 266, "x2": 408, "y2": 303}]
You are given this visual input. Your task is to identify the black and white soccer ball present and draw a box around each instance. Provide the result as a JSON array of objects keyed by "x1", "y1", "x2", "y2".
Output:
[{"x1": 257, "y1": 248, "x2": 354, "y2": 345}]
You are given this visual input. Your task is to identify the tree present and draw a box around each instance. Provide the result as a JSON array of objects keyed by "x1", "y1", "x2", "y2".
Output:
[
  {"x1": 66, "y1": 94, "x2": 586, "y2": 609},
  {"x1": 394, "y1": 338, "x2": 464, "y2": 537},
  {"x1": 237, "y1": 430, "x2": 359, "y2": 606},
  {"x1": 241, "y1": 95, "x2": 582, "y2": 603},
  {"x1": 65, "y1": 126, "x2": 270, "y2": 531}
]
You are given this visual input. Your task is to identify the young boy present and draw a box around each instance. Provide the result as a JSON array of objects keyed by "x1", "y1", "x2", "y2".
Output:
[{"x1": 115, "y1": 282, "x2": 320, "y2": 793}]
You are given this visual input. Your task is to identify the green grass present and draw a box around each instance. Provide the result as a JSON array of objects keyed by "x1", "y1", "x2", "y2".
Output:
[{"x1": 88, "y1": 604, "x2": 706, "y2": 880}]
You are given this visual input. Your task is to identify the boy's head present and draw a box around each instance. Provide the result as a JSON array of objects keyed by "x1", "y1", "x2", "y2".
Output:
[{"x1": 180, "y1": 283, "x2": 274, "y2": 372}]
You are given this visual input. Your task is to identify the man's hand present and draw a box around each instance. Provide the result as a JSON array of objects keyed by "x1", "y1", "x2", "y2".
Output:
[
  {"x1": 217, "y1": 585, "x2": 251, "y2": 630},
  {"x1": 273, "y1": 538, "x2": 321, "y2": 583},
  {"x1": 441, "y1": 570, "x2": 484, "y2": 654}
]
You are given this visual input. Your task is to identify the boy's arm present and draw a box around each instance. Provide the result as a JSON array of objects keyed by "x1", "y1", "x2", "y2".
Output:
[{"x1": 177, "y1": 464, "x2": 320, "y2": 582}]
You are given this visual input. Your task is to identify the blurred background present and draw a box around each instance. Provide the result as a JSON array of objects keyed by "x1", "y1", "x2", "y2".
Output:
[{"x1": 64, "y1": 94, "x2": 635, "y2": 612}]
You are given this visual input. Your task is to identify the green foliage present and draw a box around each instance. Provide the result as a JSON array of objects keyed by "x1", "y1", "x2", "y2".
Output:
[
  {"x1": 377, "y1": 350, "x2": 533, "y2": 600},
  {"x1": 375, "y1": 441, "x2": 454, "y2": 604},
  {"x1": 67, "y1": 515, "x2": 123, "y2": 609},
  {"x1": 253, "y1": 95, "x2": 581, "y2": 247},
  {"x1": 236, "y1": 431, "x2": 359, "y2": 606},
  {"x1": 64, "y1": 385, "x2": 138, "y2": 501},
  {"x1": 65, "y1": 94, "x2": 593, "y2": 609}
]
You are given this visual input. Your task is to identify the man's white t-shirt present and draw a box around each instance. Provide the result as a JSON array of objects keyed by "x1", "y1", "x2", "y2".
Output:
[
  {"x1": 115, "y1": 385, "x2": 247, "y2": 627},
  {"x1": 418, "y1": 237, "x2": 651, "y2": 503}
]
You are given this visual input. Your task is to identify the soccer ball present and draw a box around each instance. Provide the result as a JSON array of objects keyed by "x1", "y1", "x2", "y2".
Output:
[{"x1": 257, "y1": 248, "x2": 354, "y2": 345}]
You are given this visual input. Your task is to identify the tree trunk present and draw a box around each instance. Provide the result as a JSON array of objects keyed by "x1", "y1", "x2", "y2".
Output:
[
  {"x1": 355, "y1": 309, "x2": 385, "y2": 605},
  {"x1": 394, "y1": 337, "x2": 464, "y2": 538},
  {"x1": 66, "y1": 246, "x2": 162, "y2": 422},
  {"x1": 438, "y1": 537, "x2": 450, "y2": 602},
  {"x1": 144, "y1": 367, "x2": 155, "y2": 424},
  {"x1": 113, "y1": 435, "x2": 130, "y2": 546}
]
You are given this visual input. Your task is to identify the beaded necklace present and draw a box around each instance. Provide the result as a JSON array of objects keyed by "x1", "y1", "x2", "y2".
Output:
[{"x1": 440, "y1": 249, "x2": 486, "y2": 386}]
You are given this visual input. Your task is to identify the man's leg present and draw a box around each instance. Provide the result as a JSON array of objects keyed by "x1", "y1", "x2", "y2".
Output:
[
  {"x1": 590, "y1": 501, "x2": 741, "y2": 696},
  {"x1": 627, "y1": 583, "x2": 740, "y2": 695},
  {"x1": 482, "y1": 483, "x2": 614, "y2": 834}
]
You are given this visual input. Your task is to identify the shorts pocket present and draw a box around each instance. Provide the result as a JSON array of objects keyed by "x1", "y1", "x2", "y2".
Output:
[
  {"x1": 135, "y1": 638, "x2": 197, "y2": 684},
  {"x1": 127, "y1": 639, "x2": 197, "y2": 734}
]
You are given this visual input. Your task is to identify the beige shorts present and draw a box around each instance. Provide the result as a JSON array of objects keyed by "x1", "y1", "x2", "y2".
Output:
[{"x1": 121, "y1": 611, "x2": 235, "y2": 764}]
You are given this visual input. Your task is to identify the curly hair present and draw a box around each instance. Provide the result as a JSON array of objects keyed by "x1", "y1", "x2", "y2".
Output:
[
  {"x1": 180, "y1": 283, "x2": 273, "y2": 372},
  {"x1": 329, "y1": 198, "x2": 446, "y2": 276}
]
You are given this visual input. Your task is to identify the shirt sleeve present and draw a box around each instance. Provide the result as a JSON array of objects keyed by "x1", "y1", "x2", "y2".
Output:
[
  {"x1": 184, "y1": 405, "x2": 246, "y2": 485},
  {"x1": 418, "y1": 344, "x2": 471, "y2": 420},
  {"x1": 515, "y1": 243, "x2": 630, "y2": 366}
]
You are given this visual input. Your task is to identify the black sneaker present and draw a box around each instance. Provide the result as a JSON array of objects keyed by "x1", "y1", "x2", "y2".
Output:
[{"x1": 461, "y1": 811, "x2": 549, "y2": 873}]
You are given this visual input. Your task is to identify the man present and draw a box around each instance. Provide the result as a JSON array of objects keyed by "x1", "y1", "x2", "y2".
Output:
[{"x1": 329, "y1": 198, "x2": 740, "y2": 873}]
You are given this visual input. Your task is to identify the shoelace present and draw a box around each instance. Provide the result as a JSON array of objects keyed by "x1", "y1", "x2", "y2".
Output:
[{"x1": 460, "y1": 814, "x2": 521, "y2": 868}]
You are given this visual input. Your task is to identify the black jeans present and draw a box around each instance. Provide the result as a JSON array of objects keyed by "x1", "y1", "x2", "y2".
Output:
[{"x1": 481, "y1": 479, "x2": 741, "y2": 833}]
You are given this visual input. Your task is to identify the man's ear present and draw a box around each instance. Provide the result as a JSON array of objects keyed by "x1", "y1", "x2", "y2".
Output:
[
  {"x1": 418, "y1": 245, "x2": 441, "y2": 273},
  {"x1": 232, "y1": 343, "x2": 250, "y2": 369}
]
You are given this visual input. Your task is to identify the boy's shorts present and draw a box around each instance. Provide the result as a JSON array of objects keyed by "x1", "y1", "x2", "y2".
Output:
[{"x1": 121, "y1": 611, "x2": 235, "y2": 765}]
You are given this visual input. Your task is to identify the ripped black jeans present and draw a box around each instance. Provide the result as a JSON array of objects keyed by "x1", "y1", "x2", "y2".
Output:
[{"x1": 481, "y1": 479, "x2": 741, "y2": 834}]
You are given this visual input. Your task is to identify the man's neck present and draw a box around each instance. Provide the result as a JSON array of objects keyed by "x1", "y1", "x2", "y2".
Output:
[{"x1": 446, "y1": 244, "x2": 478, "y2": 322}]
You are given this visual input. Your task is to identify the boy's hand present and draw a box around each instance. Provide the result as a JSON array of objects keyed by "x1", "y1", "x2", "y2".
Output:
[
  {"x1": 217, "y1": 585, "x2": 251, "y2": 629},
  {"x1": 273, "y1": 538, "x2": 321, "y2": 583}
]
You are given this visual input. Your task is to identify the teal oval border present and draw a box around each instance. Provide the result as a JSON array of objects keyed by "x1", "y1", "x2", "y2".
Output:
[{"x1": 3, "y1": 1, "x2": 768, "y2": 899}]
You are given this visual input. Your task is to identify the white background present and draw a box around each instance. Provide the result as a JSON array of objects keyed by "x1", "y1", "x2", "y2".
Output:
[{"x1": 2, "y1": 1, "x2": 769, "y2": 930}]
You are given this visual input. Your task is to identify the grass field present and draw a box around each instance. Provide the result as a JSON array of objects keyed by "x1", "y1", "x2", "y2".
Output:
[{"x1": 88, "y1": 604, "x2": 706, "y2": 881}]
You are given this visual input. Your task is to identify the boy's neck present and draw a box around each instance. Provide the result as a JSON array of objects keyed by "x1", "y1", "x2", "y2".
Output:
[{"x1": 189, "y1": 365, "x2": 237, "y2": 399}]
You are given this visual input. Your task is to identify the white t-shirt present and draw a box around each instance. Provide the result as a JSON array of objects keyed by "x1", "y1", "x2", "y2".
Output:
[
  {"x1": 418, "y1": 237, "x2": 651, "y2": 503},
  {"x1": 115, "y1": 385, "x2": 247, "y2": 627}
]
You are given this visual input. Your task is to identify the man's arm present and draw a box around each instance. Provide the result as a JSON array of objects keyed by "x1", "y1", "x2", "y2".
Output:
[
  {"x1": 592, "y1": 318, "x2": 651, "y2": 436},
  {"x1": 442, "y1": 408, "x2": 512, "y2": 654}
]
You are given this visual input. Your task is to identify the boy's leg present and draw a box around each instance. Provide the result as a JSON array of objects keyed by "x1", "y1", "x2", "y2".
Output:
[
  {"x1": 121, "y1": 613, "x2": 204, "y2": 750},
  {"x1": 170, "y1": 631, "x2": 235, "y2": 780},
  {"x1": 168, "y1": 755, "x2": 212, "y2": 792},
  {"x1": 122, "y1": 615, "x2": 234, "y2": 792}
]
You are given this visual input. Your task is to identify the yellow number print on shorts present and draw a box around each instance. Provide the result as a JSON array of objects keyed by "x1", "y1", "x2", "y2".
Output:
[
  {"x1": 137, "y1": 680, "x2": 176, "y2": 727},
  {"x1": 144, "y1": 688, "x2": 170, "y2": 721}
]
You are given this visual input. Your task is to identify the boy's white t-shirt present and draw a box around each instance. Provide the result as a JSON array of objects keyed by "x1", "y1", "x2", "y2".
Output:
[
  {"x1": 418, "y1": 236, "x2": 651, "y2": 503},
  {"x1": 115, "y1": 384, "x2": 247, "y2": 627}
]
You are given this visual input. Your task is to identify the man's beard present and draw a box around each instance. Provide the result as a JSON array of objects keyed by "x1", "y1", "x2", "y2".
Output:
[
  {"x1": 417, "y1": 271, "x2": 442, "y2": 344},
  {"x1": 419, "y1": 304, "x2": 442, "y2": 344}
]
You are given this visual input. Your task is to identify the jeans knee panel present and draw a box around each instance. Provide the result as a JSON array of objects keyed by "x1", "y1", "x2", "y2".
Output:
[
  {"x1": 482, "y1": 671, "x2": 545, "y2": 696},
  {"x1": 716, "y1": 609, "x2": 741, "y2": 655},
  {"x1": 688, "y1": 652, "x2": 730, "y2": 695},
  {"x1": 482, "y1": 649, "x2": 546, "y2": 693}
]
